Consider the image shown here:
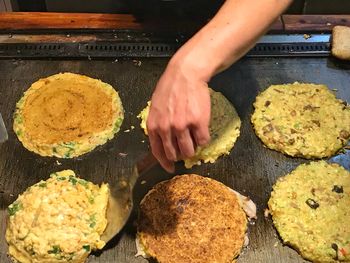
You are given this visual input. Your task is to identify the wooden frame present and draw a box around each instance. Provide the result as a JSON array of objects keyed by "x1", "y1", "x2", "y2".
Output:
[
  {"x1": 0, "y1": 13, "x2": 349, "y2": 32},
  {"x1": 0, "y1": 13, "x2": 349, "y2": 44}
]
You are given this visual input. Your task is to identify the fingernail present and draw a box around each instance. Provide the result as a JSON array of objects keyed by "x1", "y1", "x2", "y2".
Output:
[
  {"x1": 167, "y1": 164, "x2": 175, "y2": 173},
  {"x1": 198, "y1": 138, "x2": 209, "y2": 146}
]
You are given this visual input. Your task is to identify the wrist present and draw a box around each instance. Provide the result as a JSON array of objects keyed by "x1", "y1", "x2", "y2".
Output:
[{"x1": 168, "y1": 42, "x2": 216, "y2": 83}]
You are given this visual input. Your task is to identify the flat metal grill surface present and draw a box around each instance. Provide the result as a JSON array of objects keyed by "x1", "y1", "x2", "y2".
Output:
[{"x1": 0, "y1": 57, "x2": 349, "y2": 263}]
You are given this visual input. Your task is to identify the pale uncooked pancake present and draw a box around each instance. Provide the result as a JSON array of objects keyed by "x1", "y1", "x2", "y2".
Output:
[
  {"x1": 6, "y1": 170, "x2": 109, "y2": 263},
  {"x1": 137, "y1": 174, "x2": 250, "y2": 263},
  {"x1": 268, "y1": 161, "x2": 350, "y2": 263},
  {"x1": 138, "y1": 89, "x2": 241, "y2": 168},
  {"x1": 13, "y1": 73, "x2": 124, "y2": 158},
  {"x1": 251, "y1": 83, "x2": 350, "y2": 158}
]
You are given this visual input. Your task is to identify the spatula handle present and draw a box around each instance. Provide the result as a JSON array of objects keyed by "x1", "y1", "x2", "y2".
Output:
[{"x1": 136, "y1": 152, "x2": 159, "y2": 174}]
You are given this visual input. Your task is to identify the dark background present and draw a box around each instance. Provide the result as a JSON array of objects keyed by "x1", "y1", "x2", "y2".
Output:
[{"x1": 10, "y1": 0, "x2": 350, "y2": 15}]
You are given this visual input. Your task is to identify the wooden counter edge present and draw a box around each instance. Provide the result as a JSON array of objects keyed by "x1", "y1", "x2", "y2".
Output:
[
  {"x1": 0, "y1": 12, "x2": 283, "y2": 31},
  {"x1": 282, "y1": 14, "x2": 350, "y2": 32},
  {"x1": 1, "y1": 13, "x2": 350, "y2": 44}
]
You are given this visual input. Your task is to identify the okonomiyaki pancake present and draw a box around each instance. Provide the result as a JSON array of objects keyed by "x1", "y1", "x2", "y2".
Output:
[
  {"x1": 251, "y1": 83, "x2": 350, "y2": 158},
  {"x1": 138, "y1": 89, "x2": 241, "y2": 168},
  {"x1": 6, "y1": 170, "x2": 110, "y2": 263},
  {"x1": 13, "y1": 73, "x2": 124, "y2": 158},
  {"x1": 268, "y1": 161, "x2": 350, "y2": 262},
  {"x1": 137, "y1": 174, "x2": 251, "y2": 263}
]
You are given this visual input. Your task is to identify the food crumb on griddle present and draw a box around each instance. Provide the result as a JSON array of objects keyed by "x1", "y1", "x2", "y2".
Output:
[
  {"x1": 264, "y1": 208, "x2": 270, "y2": 218},
  {"x1": 132, "y1": 60, "x2": 142, "y2": 67}
]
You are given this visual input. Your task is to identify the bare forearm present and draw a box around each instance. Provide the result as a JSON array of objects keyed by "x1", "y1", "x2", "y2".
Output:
[
  {"x1": 170, "y1": 0, "x2": 292, "y2": 82},
  {"x1": 148, "y1": 0, "x2": 292, "y2": 171}
]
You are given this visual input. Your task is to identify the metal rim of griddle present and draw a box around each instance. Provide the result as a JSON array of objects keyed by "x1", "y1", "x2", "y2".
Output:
[{"x1": 0, "y1": 34, "x2": 331, "y2": 59}]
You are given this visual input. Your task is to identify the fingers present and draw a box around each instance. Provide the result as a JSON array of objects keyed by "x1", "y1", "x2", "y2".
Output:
[
  {"x1": 175, "y1": 129, "x2": 195, "y2": 159},
  {"x1": 147, "y1": 113, "x2": 177, "y2": 173},
  {"x1": 192, "y1": 123, "x2": 210, "y2": 147},
  {"x1": 148, "y1": 130, "x2": 175, "y2": 173},
  {"x1": 147, "y1": 115, "x2": 210, "y2": 172},
  {"x1": 146, "y1": 80, "x2": 211, "y2": 172},
  {"x1": 159, "y1": 129, "x2": 177, "y2": 162}
]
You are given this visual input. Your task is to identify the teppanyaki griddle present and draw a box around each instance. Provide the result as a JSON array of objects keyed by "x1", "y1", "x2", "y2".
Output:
[{"x1": 0, "y1": 37, "x2": 349, "y2": 263}]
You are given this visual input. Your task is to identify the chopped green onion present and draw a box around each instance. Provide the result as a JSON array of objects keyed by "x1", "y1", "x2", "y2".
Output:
[
  {"x1": 15, "y1": 117, "x2": 23, "y2": 124},
  {"x1": 113, "y1": 117, "x2": 123, "y2": 132},
  {"x1": 63, "y1": 142, "x2": 76, "y2": 150},
  {"x1": 48, "y1": 245, "x2": 61, "y2": 255},
  {"x1": 38, "y1": 182, "x2": 47, "y2": 188},
  {"x1": 64, "y1": 253, "x2": 75, "y2": 261},
  {"x1": 56, "y1": 177, "x2": 66, "y2": 181},
  {"x1": 69, "y1": 176, "x2": 77, "y2": 185},
  {"x1": 89, "y1": 214, "x2": 96, "y2": 228},
  {"x1": 88, "y1": 195, "x2": 95, "y2": 204},
  {"x1": 78, "y1": 179, "x2": 89, "y2": 188},
  {"x1": 82, "y1": 245, "x2": 90, "y2": 252},
  {"x1": 8, "y1": 202, "x2": 23, "y2": 216},
  {"x1": 50, "y1": 172, "x2": 59, "y2": 178}
]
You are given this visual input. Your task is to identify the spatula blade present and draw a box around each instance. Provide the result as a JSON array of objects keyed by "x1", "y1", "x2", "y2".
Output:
[
  {"x1": 101, "y1": 153, "x2": 159, "y2": 242},
  {"x1": 0, "y1": 113, "x2": 8, "y2": 143}
]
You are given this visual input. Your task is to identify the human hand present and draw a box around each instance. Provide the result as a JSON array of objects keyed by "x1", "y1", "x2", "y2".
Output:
[{"x1": 146, "y1": 58, "x2": 211, "y2": 172}]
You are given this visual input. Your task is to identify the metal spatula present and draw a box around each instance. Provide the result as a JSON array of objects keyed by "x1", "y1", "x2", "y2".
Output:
[
  {"x1": 101, "y1": 153, "x2": 159, "y2": 242},
  {"x1": 0, "y1": 113, "x2": 8, "y2": 143}
]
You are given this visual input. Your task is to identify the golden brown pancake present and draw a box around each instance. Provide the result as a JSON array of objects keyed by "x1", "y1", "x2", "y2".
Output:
[
  {"x1": 137, "y1": 174, "x2": 248, "y2": 263},
  {"x1": 251, "y1": 83, "x2": 350, "y2": 158},
  {"x1": 13, "y1": 73, "x2": 124, "y2": 158}
]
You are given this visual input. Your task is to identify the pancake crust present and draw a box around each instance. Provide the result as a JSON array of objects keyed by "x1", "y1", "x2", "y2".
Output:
[
  {"x1": 13, "y1": 73, "x2": 124, "y2": 158},
  {"x1": 251, "y1": 83, "x2": 350, "y2": 158},
  {"x1": 268, "y1": 161, "x2": 350, "y2": 262},
  {"x1": 6, "y1": 170, "x2": 109, "y2": 263},
  {"x1": 138, "y1": 89, "x2": 241, "y2": 168},
  {"x1": 138, "y1": 174, "x2": 247, "y2": 263}
]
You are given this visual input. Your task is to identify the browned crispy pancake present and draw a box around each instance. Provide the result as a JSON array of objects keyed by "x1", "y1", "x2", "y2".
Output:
[
  {"x1": 137, "y1": 174, "x2": 247, "y2": 263},
  {"x1": 13, "y1": 73, "x2": 124, "y2": 158}
]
